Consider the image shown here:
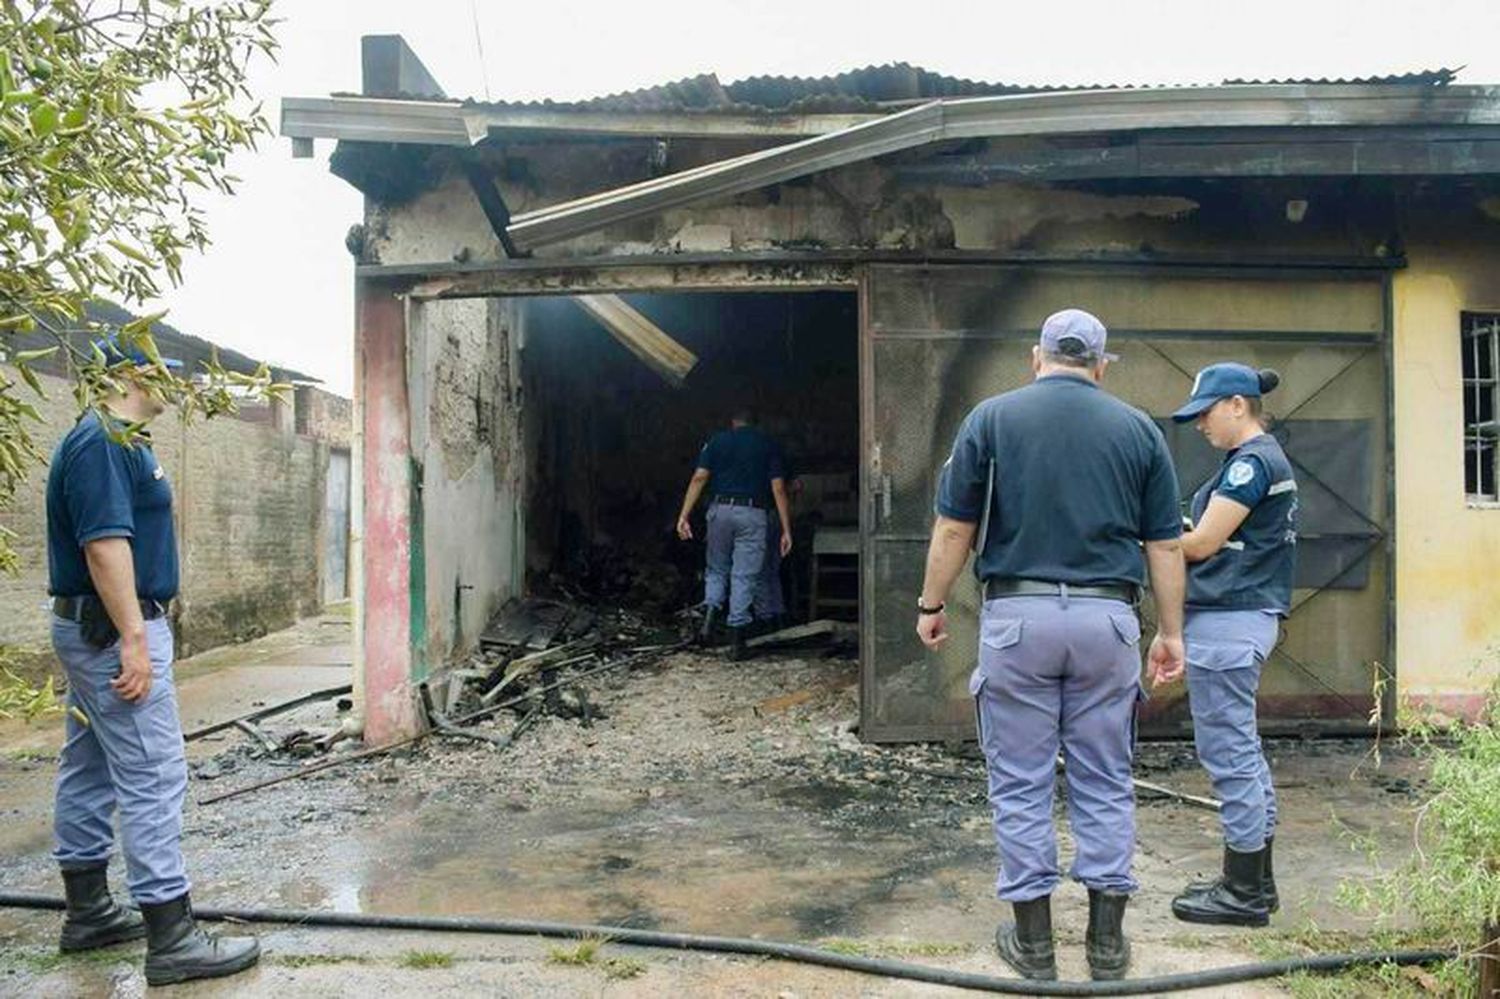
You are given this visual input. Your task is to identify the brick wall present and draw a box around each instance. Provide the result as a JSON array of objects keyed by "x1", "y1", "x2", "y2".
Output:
[
  {"x1": 0, "y1": 367, "x2": 349, "y2": 663},
  {"x1": 296, "y1": 385, "x2": 353, "y2": 450}
]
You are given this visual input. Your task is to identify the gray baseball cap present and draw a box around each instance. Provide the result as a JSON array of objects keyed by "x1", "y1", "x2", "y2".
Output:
[{"x1": 1039, "y1": 308, "x2": 1117, "y2": 363}]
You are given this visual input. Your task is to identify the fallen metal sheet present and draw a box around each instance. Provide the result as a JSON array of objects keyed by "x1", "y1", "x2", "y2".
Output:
[
  {"x1": 183, "y1": 684, "x2": 353, "y2": 743},
  {"x1": 746, "y1": 619, "x2": 848, "y2": 649},
  {"x1": 1133, "y1": 778, "x2": 1222, "y2": 811},
  {"x1": 574, "y1": 295, "x2": 698, "y2": 386},
  {"x1": 479, "y1": 599, "x2": 573, "y2": 651},
  {"x1": 505, "y1": 85, "x2": 1500, "y2": 249},
  {"x1": 232, "y1": 719, "x2": 281, "y2": 754}
]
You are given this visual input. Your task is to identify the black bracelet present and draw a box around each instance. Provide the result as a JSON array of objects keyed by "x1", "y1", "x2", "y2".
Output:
[{"x1": 916, "y1": 600, "x2": 945, "y2": 615}]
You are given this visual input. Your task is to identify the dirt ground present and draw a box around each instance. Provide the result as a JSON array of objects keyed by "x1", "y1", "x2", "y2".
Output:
[{"x1": 0, "y1": 611, "x2": 1428, "y2": 997}]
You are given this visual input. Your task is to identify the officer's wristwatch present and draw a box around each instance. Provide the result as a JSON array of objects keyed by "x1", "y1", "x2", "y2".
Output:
[{"x1": 916, "y1": 598, "x2": 945, "y2": 615}]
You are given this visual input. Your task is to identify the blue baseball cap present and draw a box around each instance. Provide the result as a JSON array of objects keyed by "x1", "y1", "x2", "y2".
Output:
[
  {"x1": 1039, "y1": 308, "x2": 1117, "y2": 362},
  {"x1": 1172, "y1": 362, "x2": 1261, "y2": 422},
  {"x1": 94, "y1": 334, "x2": 183, "y2": 370}
]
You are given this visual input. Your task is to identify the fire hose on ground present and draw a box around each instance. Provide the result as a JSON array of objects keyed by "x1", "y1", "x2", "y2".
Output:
[{"x1": 0, "y1": 892, "x2": 1454, "y2": 996}]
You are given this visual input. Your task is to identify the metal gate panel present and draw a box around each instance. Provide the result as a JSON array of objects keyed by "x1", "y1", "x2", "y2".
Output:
[
  {"x1": 861, "y1": 264, "x2": 1389, "y2": 742},
  {"x1": 323, "y1": 449, "x2": 352, "y2": 603}
]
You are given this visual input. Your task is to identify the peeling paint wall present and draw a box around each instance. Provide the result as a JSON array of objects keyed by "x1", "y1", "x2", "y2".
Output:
[
  {"x1": 368, "y1": 169, "x2": 505, "y2": 267},
  {"x1": 1393, "y1": 225, "x2": 1500, "y2": 719},
  {"x1": 407, "y1": 296, "x2": 523, "y2": 674},
  {"x1": 370, "y1": 137, "x2": 1413, "y2": 266}
]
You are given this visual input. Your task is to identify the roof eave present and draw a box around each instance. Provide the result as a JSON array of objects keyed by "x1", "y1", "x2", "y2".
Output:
[{"x1": 505, "y1": 84, "x2": 1500, "y2": 250}]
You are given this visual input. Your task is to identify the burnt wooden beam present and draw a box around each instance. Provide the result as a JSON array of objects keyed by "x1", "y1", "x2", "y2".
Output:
[{"x1": 460, "y1": 160, "x2": 522, "y2": 258}]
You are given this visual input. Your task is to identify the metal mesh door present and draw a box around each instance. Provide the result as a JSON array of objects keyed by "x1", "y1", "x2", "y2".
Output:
[{"x1": 860, "y1": 264, "x2": 1390, "y2": 742}]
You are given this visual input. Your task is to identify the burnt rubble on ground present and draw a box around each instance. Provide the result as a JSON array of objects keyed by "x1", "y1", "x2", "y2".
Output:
[{"x1": 182, "y1": 596, "x2": 1421, "y2": 825}]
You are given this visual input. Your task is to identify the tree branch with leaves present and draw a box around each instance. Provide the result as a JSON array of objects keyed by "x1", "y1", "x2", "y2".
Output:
[{"x1": 0, "y1": 0, "x2": 283, "y2": 574}]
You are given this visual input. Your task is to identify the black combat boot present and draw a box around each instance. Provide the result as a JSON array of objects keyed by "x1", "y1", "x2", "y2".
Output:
[
  {"x1": 141, "y1": 894, "x2": 260, "y2": 986},
  {"x1": 1171, "y1": 845, "x2": 1270, "y2": 927},
  {"x1": 698, "y1": 605, "x2": 723, "y2": 646},
  {"x1": 994, "y1": 896, "x2": 1056, "y2": 981},
  {"x1": 728, "y1": 625, "x2": 748, "y2": 661},
  {"x1": 1185, "y1": 836, "x2": 1279, "y2": 913},
  {"x1": 1085, "y1": 889, "x2": 1132, "y2": 981},
  {"x1": 59, "y1": 864, "x2": 146, "y2": 953},
  {"x1": 1262, "y1": 836, "x2": 1280, "y2": 913}
]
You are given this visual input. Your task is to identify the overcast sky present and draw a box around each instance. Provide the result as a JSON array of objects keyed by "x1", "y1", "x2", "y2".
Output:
[{"x1": 150, "y1": 0, "x2": 1500, "y2": 395}]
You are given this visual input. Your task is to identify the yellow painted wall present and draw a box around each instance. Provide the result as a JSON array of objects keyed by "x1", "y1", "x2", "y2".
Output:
[{"x1": 1394, "y1": 238, "x2": 1500, "y2": 717}]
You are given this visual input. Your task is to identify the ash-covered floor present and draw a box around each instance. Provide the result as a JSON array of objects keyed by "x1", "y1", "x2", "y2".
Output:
[{"x1": 0, "y1": 612, "x2": 1426, "y2": 997}]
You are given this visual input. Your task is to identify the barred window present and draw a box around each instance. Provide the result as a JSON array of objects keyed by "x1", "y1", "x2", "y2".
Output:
[{"x1": 1463, "y1": 312, "x2": 1499, "y2": 501}]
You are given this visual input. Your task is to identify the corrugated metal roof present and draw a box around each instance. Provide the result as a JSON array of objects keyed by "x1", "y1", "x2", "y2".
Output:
[
  {"x1": 452, "y1": 64, "x2": 1092, "y2": 115},
  {"x1": 1223, "y1": 68, "x2": 1458, "y2": 86},
  {"x1": 447, "y1": 63, "x2": 1458, "y2": 115}
]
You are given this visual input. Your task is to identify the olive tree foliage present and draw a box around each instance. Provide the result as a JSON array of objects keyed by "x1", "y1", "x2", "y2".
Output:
[{"x1": 0, "y1": 0, "x2": 281, "y2": 574}]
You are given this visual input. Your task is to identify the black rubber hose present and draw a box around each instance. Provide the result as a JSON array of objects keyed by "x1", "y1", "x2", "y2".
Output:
[{"x1": 0, "y1": 892, "x2": 1452, "y2": 996}]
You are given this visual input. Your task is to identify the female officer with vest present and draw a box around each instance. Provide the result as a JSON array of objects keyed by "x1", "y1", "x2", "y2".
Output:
[{"x1": 1168, "y1": 363, "x2": 1297, "y2": 928}]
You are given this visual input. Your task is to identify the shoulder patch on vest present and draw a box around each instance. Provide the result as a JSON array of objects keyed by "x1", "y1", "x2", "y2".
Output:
[{"x1": 1225, "y1": 460, "x2": 1256, "y2": 488}]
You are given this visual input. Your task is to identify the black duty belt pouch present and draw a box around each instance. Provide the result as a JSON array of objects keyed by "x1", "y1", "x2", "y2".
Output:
[{"x1": 79, "y1": 598, "x2": 121, "y2": 650}]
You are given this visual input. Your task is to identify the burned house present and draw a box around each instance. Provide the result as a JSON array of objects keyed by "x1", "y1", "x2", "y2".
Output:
[{"x1": 280, "y1": 36, "x2": 1500, "y2": 744}]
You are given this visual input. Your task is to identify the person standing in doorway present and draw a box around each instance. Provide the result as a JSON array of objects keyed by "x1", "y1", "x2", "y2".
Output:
[
  {"x1": 1167, "y1": 364, "x2": 1296, "y2": 928},
  {"x1": 915, "y1": 309, "x2": 1186, "y2": 982},
  {"x1": 46, "y1": 338, "x2": 260, "y2": 985},
  {"x1": 676, "y1": 407, "x2": 793, "y2": 660}
]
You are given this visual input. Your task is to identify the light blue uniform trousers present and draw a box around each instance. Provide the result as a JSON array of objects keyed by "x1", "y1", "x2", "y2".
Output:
[
  {"x1": 51, "y1": 615, "x2": 190, "y2": 905},
  {"x1": 703, "y1": 502, "x2": 768, "y2": 627},
  {"x1": 971, "y1": 593, "x2": 1144, "y2": 901},
  {"x1": 1185, "y1": 609, "x2": 1279, "y2": 852},
  {"x1": 753, "y1": 511, "x2": 785, "y2": 619}
]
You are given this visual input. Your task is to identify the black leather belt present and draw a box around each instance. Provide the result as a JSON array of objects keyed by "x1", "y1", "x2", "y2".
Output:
[
  {"x1": 713, "y1": 495, "x2": 763, "y2": 509},
  {"x1": 52, "y1": 595, "x2": 167, "y2": 622},
  {"x1": 985, "y1": 578, "x2": 1137, "y2": 603}
]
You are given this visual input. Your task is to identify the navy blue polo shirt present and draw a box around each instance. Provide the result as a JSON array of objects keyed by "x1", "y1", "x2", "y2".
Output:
[
  {"x1": 936, "y1": 375, "x2": 1182, "y2": 587},
  {"x1": 697, "y1": 426, "x2": 785, "y2": 506},
  {"x1": 46, "y1": 411, "x2": 179, "y2": 601}
]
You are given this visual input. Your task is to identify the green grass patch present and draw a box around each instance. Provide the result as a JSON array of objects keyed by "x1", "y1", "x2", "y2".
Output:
[
  {"x1": 1, "y1": 747, "x2": 54, "y2": 762},
  {"x1": 271, "y1": 953, "x2": 372, "y2": 968},
  {"x1": 547, "y1": 936, "x2": 605, "y2": 967},
  {"x1": 397, "y1": 949, "x2": 455, "y2": 970},
  {"x1": 1280, "y1": 959, "x2": 1468, "y2": 999},
  {"x1": 819, "y1": 937, "x2": 970, "y2": 958},
  {"x1": 0, "y1": 945, "x2": 135, "y2": 976},
  {"x1": 1240, "y1": 924, "x2": 1468, "y2": 998},
  {"x1": 602, "y1": 956, "x2": 647, "y2": 980},
  {"x1": 545, "y1": 936, "x2": 647, "y2": 979}
]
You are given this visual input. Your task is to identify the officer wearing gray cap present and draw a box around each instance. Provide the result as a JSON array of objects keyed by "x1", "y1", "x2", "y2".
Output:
[
  {"x1": 1167, "y1": 363, "x2": 1296, "y2": 928},
  {"x1": 917, "y1": 308, "x2": 1187, "y2": 982}
]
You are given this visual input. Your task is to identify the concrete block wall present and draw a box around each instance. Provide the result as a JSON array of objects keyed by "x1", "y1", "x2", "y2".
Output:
[
  {"x1": 0, "y1": 367, "x2": 348, "y2": 662},
  {"x1": 296, "y1": 385, "x2": 353, "y2": 450}
]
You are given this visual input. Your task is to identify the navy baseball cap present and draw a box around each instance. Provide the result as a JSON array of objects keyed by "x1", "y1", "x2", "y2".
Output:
[
  {"x1": 94, "y1": 334, "x2": 183, "y2": 370},
  {"x1": 1039, "y1": 308, "x2": 1117, "y2": 362},
  {"x1": 1172, "y1": 362, "x2": 1261, "y2": 422}
]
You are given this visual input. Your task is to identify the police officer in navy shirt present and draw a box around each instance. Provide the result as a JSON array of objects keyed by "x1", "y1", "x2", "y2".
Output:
[
  {"x1": 916, "y1": 309, "x2": 1187, "y2": 982},
  {"x1": 45, "y1": 338, "x2": 259, "y2": 985},
  {"x1": 1168, "y1": 363, "x2": 1296, "y2": 928},
  {"x1": 676, "y1": 407, "x2": 792, "y2": 659}
]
